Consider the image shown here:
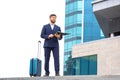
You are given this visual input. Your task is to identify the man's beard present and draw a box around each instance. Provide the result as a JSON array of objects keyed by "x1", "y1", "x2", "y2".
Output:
[{"x1": 51, "y1": 20, "x2": 56, "y2": 24}]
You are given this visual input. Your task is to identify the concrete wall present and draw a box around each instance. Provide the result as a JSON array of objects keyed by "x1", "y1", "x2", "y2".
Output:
[
  {"x1": 92, "y1": 0, "x2": 120, "y2": 12},
  {"x1": 72, "y1": 36, "x2": 120, "y2": 75},
  {"x1": 92, "y1": 0, "x2": 120, "y2": 37}
]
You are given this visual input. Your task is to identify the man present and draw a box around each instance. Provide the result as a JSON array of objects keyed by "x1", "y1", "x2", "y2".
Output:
[{"x1": 41, "y1": 14, "x2": 62, "y2": 76}]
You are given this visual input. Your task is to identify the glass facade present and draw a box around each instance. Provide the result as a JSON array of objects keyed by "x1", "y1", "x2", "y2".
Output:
[
  {"x1": 72, "y1": 55, "x2": 97, "y2": 75},
  {"x1": 64, "y1": 0, "x2": 104, "y2": 75},
  {"x1": 83, "y1": 0, "x2": 104, "y2": 42},
  {"x1": 64, "y1": 0, "x2": 82, "y2": 75}
]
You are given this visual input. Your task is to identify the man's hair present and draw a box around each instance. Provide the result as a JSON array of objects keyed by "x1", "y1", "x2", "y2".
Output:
[{"x1": 49, "y1": 14, "x2": 56, "y2": 18}]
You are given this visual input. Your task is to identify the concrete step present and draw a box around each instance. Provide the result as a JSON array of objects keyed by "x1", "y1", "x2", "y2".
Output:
[{"x1": 0, "y1": 75, "x2": 120, "y2": 80}]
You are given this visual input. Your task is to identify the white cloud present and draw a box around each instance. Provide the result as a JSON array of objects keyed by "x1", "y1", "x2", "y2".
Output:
[{"x1": 0, "y1": 0, "x2": 65, "y2": 77}]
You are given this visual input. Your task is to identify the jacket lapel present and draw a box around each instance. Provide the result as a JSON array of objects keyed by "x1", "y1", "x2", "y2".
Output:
[
  {"x1": 48, "y1": 24, "x2": 52, "y2": 30},
  {"x1": 53, "y1": 24, "x2": 57, "y2": 31}
]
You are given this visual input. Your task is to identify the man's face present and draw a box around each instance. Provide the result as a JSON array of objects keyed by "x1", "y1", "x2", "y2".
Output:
[{"x1": 50, "y1": 16, "x2": 56, "y2": 24}]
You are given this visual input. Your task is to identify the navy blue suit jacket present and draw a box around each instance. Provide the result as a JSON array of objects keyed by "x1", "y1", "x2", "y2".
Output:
[{"x1": 41, "y1": 24, "x2": 62, "y2": 47}]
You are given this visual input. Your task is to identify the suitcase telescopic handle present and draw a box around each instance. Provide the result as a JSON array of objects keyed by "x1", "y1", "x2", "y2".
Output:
[
  {"x1": 38, "y1": 41, "x2": 41, "y2": 43},
  {"x1": 37, "y1": 40, "x2": 41, "y2": 59}
]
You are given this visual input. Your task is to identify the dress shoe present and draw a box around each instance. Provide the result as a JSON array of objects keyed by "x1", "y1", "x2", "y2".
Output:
[
  {"x1": 55, "y1": 73, "x2": 60, "y2": 76},
  {"x1": 43, "y1": 74, "x2": 49, "y2": 77}
]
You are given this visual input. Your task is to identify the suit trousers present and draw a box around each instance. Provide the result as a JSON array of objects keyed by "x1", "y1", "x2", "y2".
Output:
[{"x1": 44, "y1": 47, "x2": 59, "y2": 75}]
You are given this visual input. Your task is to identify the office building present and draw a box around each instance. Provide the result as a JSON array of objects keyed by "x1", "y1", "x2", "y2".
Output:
[
  {"x1": 64, "y1": 0, "x2": 104, "y2": 75},
  {"x1": 72, "y1": 0, "x2": 120, "y2": 75}
]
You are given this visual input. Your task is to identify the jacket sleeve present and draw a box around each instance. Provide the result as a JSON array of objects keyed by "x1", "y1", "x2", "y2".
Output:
[
  {"x1": 58, "y1": 27, "x2": 63, "y2": 40},
  {"x1": 40, "y1": 26, "x2": 49, "y2": 39}
]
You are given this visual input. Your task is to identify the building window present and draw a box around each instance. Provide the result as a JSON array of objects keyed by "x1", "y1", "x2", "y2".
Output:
[
  {"x1": 72, "y1": 54, "x2": 97, "y2": 75},
  {"x1": 64, "y1": 52, "x2": 72, "y2": 75}
]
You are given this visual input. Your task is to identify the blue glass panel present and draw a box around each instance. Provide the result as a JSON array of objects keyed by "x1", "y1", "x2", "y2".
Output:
[
  {"x1": 89, "y1": 55, "x2": 97, "y2": 74},
  {"x1": 77, "y1": 1, "x2": 82, "y2": 10},
  {"x1": 77, "y1": 14, "x2": 82, "y2": 23},
  {"x1": 80, "y1": 57, "x2": 89, "y2": 75},
  {"x1": 76, "y1": 27, "x2": 82, "y2": 35},
  {"x1": 76, "y1": 40, "x2": 81, "y2": 44}
]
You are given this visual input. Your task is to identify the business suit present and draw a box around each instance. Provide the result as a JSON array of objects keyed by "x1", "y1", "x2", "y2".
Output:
[{"x1": 41, "y1": 23, "x2": 62, "y2": 75}]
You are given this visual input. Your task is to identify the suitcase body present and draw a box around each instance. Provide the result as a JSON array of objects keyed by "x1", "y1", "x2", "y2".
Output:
[
  {"x1": 29, "y1": 41, "x2": 42, "y2": 77},
  {"x1": 29, "y1": 58, "x2": 41, "y2": 77}
]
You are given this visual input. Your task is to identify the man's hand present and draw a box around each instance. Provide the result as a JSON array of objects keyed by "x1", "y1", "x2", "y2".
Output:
[
  {"x1": 55, "y1": 33, "x2": 61, "y2": 38},
  {"x1": 48, "y1": 34, "x2": 54, "y2": 39}
]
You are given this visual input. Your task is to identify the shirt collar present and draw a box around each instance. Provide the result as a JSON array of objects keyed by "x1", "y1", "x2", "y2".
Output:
[
  {"x1": 50, "y1": 23, "x2": 55, "y2": 26},
  {"x1": 50, "y1": 23, "x2": 55, "y2": 30}
]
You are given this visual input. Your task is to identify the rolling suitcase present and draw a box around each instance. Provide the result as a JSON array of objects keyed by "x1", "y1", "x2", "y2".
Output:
[{"x1": 29, "y1": 41, "x2": 42, "y2": 77}]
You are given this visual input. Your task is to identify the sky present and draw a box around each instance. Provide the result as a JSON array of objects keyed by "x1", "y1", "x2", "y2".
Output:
[{"x1": 0, "y1": 0, "x2": 65, "y2": 78}]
